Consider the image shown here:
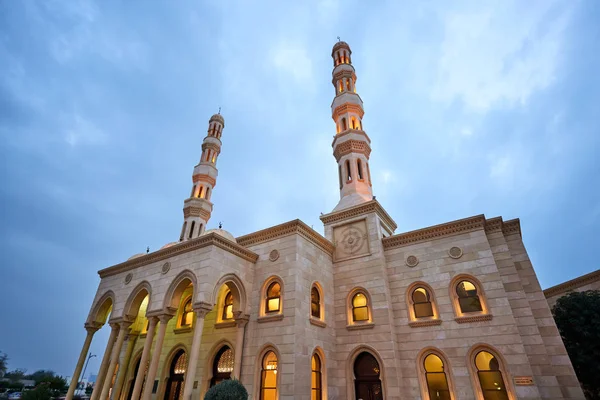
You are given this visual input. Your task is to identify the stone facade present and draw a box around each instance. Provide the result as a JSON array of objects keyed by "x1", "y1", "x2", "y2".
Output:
[
  {"x1": 544, "y1": 269, "x2": 600, "y2": 309},
  {"x1": 66, "y1": 41, "x2": 586, "y2": 400}
]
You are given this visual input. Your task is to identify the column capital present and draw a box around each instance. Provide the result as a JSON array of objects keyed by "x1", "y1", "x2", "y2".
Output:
[
  {"x1": 193, "y1": 301, "x2": 213, "y2": 318},
  {"x1": 233, "y1": 311, "x2": 249, "y2": 328},
  {"x1": 84, "y1": 321, "x2": 102, "y2": 333}
]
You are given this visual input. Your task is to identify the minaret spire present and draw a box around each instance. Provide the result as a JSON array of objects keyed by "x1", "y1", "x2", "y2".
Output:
[
  {"x1": 330, "y1": 41, "x2": 373, "y2": 212},
  {"x1": 180, "y1": 113, "x2": 225, "y2": 241}
]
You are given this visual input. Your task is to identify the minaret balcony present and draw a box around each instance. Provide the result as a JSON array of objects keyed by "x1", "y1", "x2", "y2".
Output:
[{"x1": 202, "y1": 135, "x2": 222, "y2": 147}]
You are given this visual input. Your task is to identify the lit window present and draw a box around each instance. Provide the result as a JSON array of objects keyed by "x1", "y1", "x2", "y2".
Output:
[
  {"x1": 222, "y1": 291, "x2": 234, "y2": 320},
  {"x1": 260, "y1": 351, "x2": 278, "y2": 400},
  {"x1": 412, "y1": 288, "x2": 434, "y2": 318},
  {"x1": 352, "y1": 292, "x2": 369, "y2": 322},
  {"x1": 311, "y1": 354, "x2": 322, "y2": 400},
  {"x1": 266, "y1": 282, "x2": 281, "y2": 313},
  {"x1": 180, "y1": 298, "x2": 193, "y2": 327},
  {"x1": 456, "y1": 281, "x2": 483, "y2": 313},
  {"x1": 424, "y1": 354, "x2": 451, "y2": 400},
  {"x1": 475, "y1": 351, "x2": 509, "y2": 400},
  {"x1": 210, "y1": 346, "x2": 234, "y2": 387},
  {"x1": 311, "y1": 287, "x2": 321, "y2": 319}
]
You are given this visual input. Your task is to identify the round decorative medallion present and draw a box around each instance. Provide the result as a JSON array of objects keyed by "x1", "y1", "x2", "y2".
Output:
[
  {"x1": 124, "y1": 273, "x2": 133, "y2": 285},
  {"x1": 161, "y1": 262, "x2": 171, "y2": 274},
  {"x1": 448, "y1": 246, "x2": 463, "y2": 259},
  {"x1": 269, "y1": 249, "x2": 280, "y2": 262},
  {"x1": 339, "y1": 226, "x2": 365, "y2": 255},
  {"x1": 406, "y1": 255, "x2": 419, "y2": 267}
]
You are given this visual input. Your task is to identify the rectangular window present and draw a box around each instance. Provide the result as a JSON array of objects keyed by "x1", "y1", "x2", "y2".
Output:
[{"x1": 267, "y1": 298, "x2": 280, "y2": 313}]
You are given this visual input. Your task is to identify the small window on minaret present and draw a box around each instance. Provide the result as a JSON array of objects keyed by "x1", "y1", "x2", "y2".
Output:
[
  {"x1": 357, "y1": 160, "x2": 364, "y2": 180},
  {"x1": 346, "y1": 160, "x2": 352, "y2": 182},
  {"x1": 198, "y1": 224, "x2": 203, "y2": 237},
  {"x1": 351, "y1": 117, "x2": 357, "y2": 130},
  {"x1": 211, "y1": 153, "x2": 217, "y2": 163},
  {"x1": 191, "y1": 185, "x2": 196, "y2": 197},
  {"x1": 341, "y1": 118, "x2": 347, "y2": 131},
  {"x1": 338, "y1": 81, "x2": 343, "y2": 93},
  {"x1": 199, "y1": 186, "x2": 204, "y2": 198},
  {"x1": 205, "y1": 187, "x2": 210, "y2": 200},
  {"x1": 180, "y1": 222, "x2": 187, "y2": 241},
  {"x1": 189, "y1": 221, "x2": 196, "y2": 239},
  {"x1": 338, "y1": 165, "x2": 343, "y2": 189},
  {"x1": 346, "y1": 79, "x2": 350, "y2": 91}
]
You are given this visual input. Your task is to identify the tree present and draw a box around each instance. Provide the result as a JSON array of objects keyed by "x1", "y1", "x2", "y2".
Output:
[
  {"x1": 21, "y1": 384, "x2": 53, "y2": 400},
  {"x1": 0, "y1": 352, "x2": 7, "y2": 377},
  {"x1": 204, "y1": 379, "x2": 248, "y2": 400},
  {"x1": 5, "y1": 369, "x2": 27, "y2": 383},
  {"x1": 552, "y1": 290, "x2": 600, "y2": 400},
  {"x1": 29, "y1": 370, "x2": 56, "y2": 386}
]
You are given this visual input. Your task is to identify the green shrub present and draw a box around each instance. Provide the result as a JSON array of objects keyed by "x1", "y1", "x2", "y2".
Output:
[
  {"x1": 21, "y1": 385, "x2": 52, "y2": 400},
  {"x1": 204, "y1": 379, "x2": 248, "y2": 400}
]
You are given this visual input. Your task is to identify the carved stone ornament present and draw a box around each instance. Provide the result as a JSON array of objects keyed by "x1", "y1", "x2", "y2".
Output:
[
  {"x1": 124, "y1": 273, "x2": 133, "y2": 285},
  {"x1": 269, "y1": 249, "x2": 280, "y2": 262},
  {"x1": 448, "y1": 246, "x2": 463, "y2": 259},
  {"x1": 333, "y1": 219, "x2": 370, "y2": 261},
  {"x1": 161, "y1": 262, "x2": 171, "y2": 274},
  {"x1": 406, "y1": 255, "x2": 419, "y2": 267}
]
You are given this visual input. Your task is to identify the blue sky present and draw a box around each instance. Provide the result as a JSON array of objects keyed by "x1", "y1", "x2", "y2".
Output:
[{"x1": 1, "y1": 0, "x2": 599, "y2": 378}]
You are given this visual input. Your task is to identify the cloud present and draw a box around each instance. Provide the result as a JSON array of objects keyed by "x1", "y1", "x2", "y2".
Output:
[
  {"x1": 271, "y1": 41, "x2": 314, "y2": 85},
  {"x1": 63, "y1": 114, "x2": 107, "y2": 147},
  {"x1": 431, "y1": 1, "x2": 572, "y2": 112}
]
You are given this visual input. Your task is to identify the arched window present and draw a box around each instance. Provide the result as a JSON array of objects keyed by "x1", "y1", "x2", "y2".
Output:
[
  {"x1": 222, "y1": 291, "x2": 234, "y2": 320},
  {"x1": 357, "y1": 159, "x2": 364, "y2": 180},
  {"x1": 311, "y1": 354, "x2": 322, "y2": 400},
  {"x1": 338, "y1": 165, "x2": 343, "y2": 189},
  {"x1": 205, "y1": 187, "x2": 210, "y2": 200},
  {"x1": 211, "y1": 153, "x2": 217, "y2": 163},
  {"x1": 190, "y1": 185, "x2": 196, "y2": 197},
  {"x1": 165, "y1": 350, "x2": 187, "y2": 400},
  {"x1": 346, "y1": 78, "x2": 350, "y2": 91},
  {"x1": 180, "y1": 298, "x2": 193, "y2": 327},
  {"x1": 339, "y1": 81, "x2": 343, "y2": 93},
  {"x1": 366, "y1": 162, "x2": 372, "y2": 185},
  {"x1": 260, "y1": 351, "x2": 278, "y2": 400},
  {"x1": 341, "y1": 117, "x2": 347, "y2": 131},
  {"x1": 354, "y1": 352, "x2": 383, "y2": 400},
  {"x1": 180, "y1": 222, "x2": 187, "y2": 241},
  {"x1": 456, "y1": 280, "x2": 483, "y2": 313},
  {"x1": 311, "y1": 287, "x2": 321, "y2": 319},
  {"x1": 197, "y1": 224, "x2": 203, "y2": 237},
  {"x1": 188, "y1": 221, "x2": 195, "y2": 239},
  {"x1": 352, "y1": 292, "x2": 369, "y2": 322},
  {"x1": 412, "y1": 287, "x2": 434, "y2": 318},
  {"x1": 265, "y1": 282, "x2": 281, "y2": 314},
  {"x1": 424, "y1": 354, "x2": 451, "y2": 400},
  {"x1": 474, "y1": 351, "x2": 509, "y2": 400},
  {"x1": 198, "y1": 186, "x2": 204, "y2": 198},
  {"x1": 345, "y1": 160, "x2": 352, "y2": 182},
  {"x1": 210, "y1": 346, "x2": 234, "y2": 387}
]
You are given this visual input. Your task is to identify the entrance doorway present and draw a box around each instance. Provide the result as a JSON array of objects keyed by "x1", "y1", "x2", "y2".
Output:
[
  {"x1": 354, "y1": 352, "x2": 383, "y2": 400},
  {"x1": 210, "y1": 345, "x2": 234, "y2": 387},
  {"x1": 164, "y1": 350, "x2": 187, "y2": 400}
]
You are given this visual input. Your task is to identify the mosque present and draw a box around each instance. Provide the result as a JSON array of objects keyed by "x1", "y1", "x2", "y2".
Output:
[{"x1": 66, "y1": 41, "x2": 585, "y2": 400}]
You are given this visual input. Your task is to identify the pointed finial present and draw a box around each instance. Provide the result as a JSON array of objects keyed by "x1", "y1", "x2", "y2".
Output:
[
  {"x1": 337, "y1": 36, "x2": 341, "y2": 42},
  {"x1": 218, "y1": 107, "x2": 221, "y2": 114},
  {"x1": 219, "y1": 221, "x2": 223, "y2": 229}
]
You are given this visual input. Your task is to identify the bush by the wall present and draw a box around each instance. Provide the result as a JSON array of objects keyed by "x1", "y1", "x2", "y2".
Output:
[{"x1": 204, "y1": 379, "x2": 248, "y2": 400}]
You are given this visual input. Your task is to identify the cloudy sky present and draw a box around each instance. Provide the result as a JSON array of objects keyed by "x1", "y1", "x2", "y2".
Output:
[{"x1": 1, "y1": 0, "x2": 599, "y2": 378}]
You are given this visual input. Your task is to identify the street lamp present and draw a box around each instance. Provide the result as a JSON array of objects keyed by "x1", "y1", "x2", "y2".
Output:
[{"x1": 78, "y1": 353, "x2": 96, "y2": 394}]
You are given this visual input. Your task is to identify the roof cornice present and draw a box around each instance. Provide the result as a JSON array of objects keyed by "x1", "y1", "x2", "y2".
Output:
[
  {"x1": 382, "y1": 214, "x2": 522, "y2": 250},
  {"x1": 319, "y1": 200, "x2": 398, "y2": 231},
  {"x1": 543, "y1": 269, "x2": 600, "y2": 298},
  {"x1": 98, "y1": 233, "x2": 258, "y2": 279},
  {"x1": 236, "y1": 219, "x2": 334, "y2": 256}
]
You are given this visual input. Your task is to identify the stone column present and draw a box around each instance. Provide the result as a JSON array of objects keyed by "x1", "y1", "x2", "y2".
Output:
[
  {"x1": 182, "y1": 302, "x2": 212, "y2": 400},
  {"x1": 130, "y1": 317, "x2": 158, "y2": 400},
  {"x1": 232, "y1": 312, "x2": 249, "y2": 380},
  {"x1": 91, "y1": 323, "x2": 120, "y2": 400},
  {"x1": 66, "y1": 322, "x2": 101, "y2": 400},
  {"x1": 111, "y1": 331, "x2": 139, "y2": 400},
  {"x1": 141, "y1": 312, "x2": 175, "y2": 400},
  {"x1": 100, "y1": 320, "x2": 132, "y2": 400}
]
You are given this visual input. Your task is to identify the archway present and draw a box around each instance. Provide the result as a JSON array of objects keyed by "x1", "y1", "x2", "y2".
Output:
[
  {"x1": 210, "y1": 345, "x2": 234, "y2": 388},
  {"x1": 164, "y1": 350, "x2": 187, "y2": 400},
  {"x1": 354, "y1": 352, "x2": 383, "y2": 400}
]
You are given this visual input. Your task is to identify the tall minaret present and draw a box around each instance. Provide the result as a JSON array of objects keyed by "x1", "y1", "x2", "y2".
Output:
[
  {"x1": 180, "y1": 113, "x2": 224, "y2": 241},
  {"x1": 330, "y1": 41, "x2": 373, "y2": 212}
]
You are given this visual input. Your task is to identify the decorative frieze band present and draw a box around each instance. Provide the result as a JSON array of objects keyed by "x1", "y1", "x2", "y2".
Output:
[
  {"x1": 98, "y1": 232, "x2": 259, "y2": 278},
  {"x1": 543, "y1": 268, "x2": 600, "y2": 298},
  {"x1": 236, "y1": 219, "x2": 334, "y2": 256},
  {"x1": 333, "y1": 139, "x2": 372, "y2": 162},
  {"x1": 332, "y1": 70, "x2": 357, "y2": 84},
  {"x1": 332, "y1": 129, "x2": 371, "y2": 146},
  {"x1": 192, "y1": 174, "x2": 216, "y2": 186},
  {"x1": 183, "y1": 206, "x2": 211, "y2": 220},
  {"x1": 332, "y1": 103, "x2": 364, "y2": 121},
  {"x1": 201, "y1": 142, "x2": 221, "y2": 154},
  {"x1": 319, "y1": 200, "x2": 398, "y2": 232}
]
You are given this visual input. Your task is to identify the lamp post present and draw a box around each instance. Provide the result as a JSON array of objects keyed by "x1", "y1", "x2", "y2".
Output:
[{"x1": 78, "y1": 353, "x2": 96, "y2": 395}]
